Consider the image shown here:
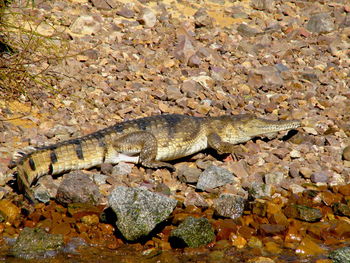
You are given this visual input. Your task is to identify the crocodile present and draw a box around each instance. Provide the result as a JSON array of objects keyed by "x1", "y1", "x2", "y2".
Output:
[{"x1": 9, "y1": 114, "x2": 301, "y2": 202}]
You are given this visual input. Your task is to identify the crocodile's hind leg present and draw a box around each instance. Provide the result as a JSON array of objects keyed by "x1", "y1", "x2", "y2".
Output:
[{"x1": 113, "y1": 131, "x2": 175, "y2": 170}]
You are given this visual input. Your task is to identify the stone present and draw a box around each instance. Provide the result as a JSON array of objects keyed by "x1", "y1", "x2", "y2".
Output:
[
  {"x1": 284, "y1": 204, "x2": 322, "y2": 222},
  {"x1": 264, "y1": 172, "x2": 285, "y2": 186},
  {"x1": 237, "y1": 23, "x2": 260, "y2": 37},
  {"x1": 56, "y1": 171, "x2": 101, "y2": 205},
  {"x1": 213, "y1": 193, "x2": 245, "y2": 219},
  {"x1": 196, "y1": 166, "x2": 235, "y2": 191},
  {"x1": 177, "y1": 165, "x2": 202, "y2": 184},
  {"x1": 170, "y1": 217, "x2": 215, "y2": 248},
  {"x1": 11, "y1": 227, "x2": 64, "y2": 259},
  {"x1": 343, "y1": 146, "x2": 350, "y2": 161},
  {"x1": 139, "y1": 8, "x2": 157, "y2": 27},
  {"x1": 184, "y1": 192, "x2": 208, "y2": 208},
  {"x1": 310, "y1": 172, "x2": 329, "y2": 183},
  {"x1": 33, "y1": 175, "x2": 61, "y2": 203},
  {"x1": 90, "y1": 0, "x2": 112, "y2": 10},
  {"x1": 111, "y1": 162, "x2": 133, "y2": 176},
  {"x1": 329, "y1": 247, "x2": 350, "y2": 263},
  {"x1": 70, "y1": 15, "x2": 103, "y2": 35},
  {"x1": 108, "y1": 186, "x2": 177, "y2": 241},
  {"x1": 306, "y1": 13, "x2": 335, "y2": 33}
]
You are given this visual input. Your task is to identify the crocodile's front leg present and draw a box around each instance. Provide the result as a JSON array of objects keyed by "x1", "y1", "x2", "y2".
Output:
[
  {"x1": 207, "y1": 133, "x2": 238, "y2": 155},
  {"x1": 113, "y1": 131, "x2": 175, "y2": 170}
]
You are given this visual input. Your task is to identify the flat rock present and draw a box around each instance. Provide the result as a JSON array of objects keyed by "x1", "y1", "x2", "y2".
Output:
[
  {"x1": 11, "y1": 227, "x2": 64, "y2": 259},
  {"x1": 108, "y1": 186, "x2": 177, "y2": 241},
  {"x1": 196, "y1": 166, "x2": 235, "y2": 191},
  {"x1": 70, "y1": 15, "x2": 103, "y2": 35}
]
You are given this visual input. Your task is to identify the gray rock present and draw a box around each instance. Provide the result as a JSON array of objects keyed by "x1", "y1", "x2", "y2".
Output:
[
  {"x1": 329, "y1": 247, "x2": 350, "y2": 263},
  {"x1": 310, "y1": 172, "x2": 329, "y2": 183},
  {"x1": 177, "y1": 165, "x2": 202, "y2": 184},
  {"x1": 112, "y1": 162, "x2": 133, "y2": 176},
  {"x1": 170, "y1": 217, "x2": 215, "y2": 248},
  {"x1": 56, "y1": 171, "x2": 101, "y2": 205},
  {"x1": 11, "y1": 227, "x2": 64, "y2": 259},
  {"x1": 196, "y1": 166, "x2": 235, "y2": 191},
  {"x1": 139, "y1": 8, "x2": 157, "y2": 27},
  {"x1": 108, "y1": 186, "x2": 177, "y2": 241},
  {"x1": 214, "y1": 194, "x2": 245, "y2": 219},
  {"x1": 306, "y1": 13, "x2": 335, "y2": 33},
  {"x1": 251, "y1": 0, "x2": 275, "y2": 11},
  {"x1": 93, "y1": 173, "x2": 109, "y2": 185},
  {"x1": 249, "y1": 182, "x2": 273, "y2": 198},
  {"x1": 33, "y1": 175, "x2": 61, "y2": 203},
  {"x1": 165, "y1": 85, "x2": 183, "y2": 101}
]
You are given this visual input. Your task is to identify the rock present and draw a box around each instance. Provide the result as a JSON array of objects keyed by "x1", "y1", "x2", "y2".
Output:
[
  {"x1": 306, "y1": 13, "x2": 335, "y2": 33},
  {"x1": 343, "y1": 146, "x2": 350, "y2": 161},
  {"x1": 196, "y1": 166, "x2": 235, "y2": 191},
  {"x1": 33, "y1": 175, "x2": 61, "y2": 203},
  {"x1": 237, "y1": 24, "x2": 260, "y2": 37},
  {"x1": 139, "y1": 8, "x2": 157, "y2": 27},
  {"x1": 264, "y1": 172, "x2": 285, "y2": 186},
  {"x1": 194, "y1": 8, "x2": 213, "y2": 28},
  {"x1": 251, "y1": 0, "x2": 274, "y2": 11},
  {"x1": 284, "y1": 204, "x2": 322, "y2": 222},
  {"x1": 213, "y1": 193, "x2": 245, "y2": 219},
  {"x1": 90, "y1": 0, "x2": 112, "y2": 10},
  {"x1": 170, "y1": 217, "x2": 215, "y2": 248},
  {"x1": 0, "y1": 199, "x2": 20, "y2": 223},
  {"x1": 329, "y1": 247, "x2": 350, "y2": 263},
  {"x1": 249, "y1": 182, "x2": 273, "y2": 198},
  {"x1": 248, "y1": 66, "x2": 284, "y2": 88},
  {"x1": 108, "y1": 186, "x2": 177, "y2": 241},
  {"x1": 165, "y1": 86, "x2": 183, "y2": 101},
  {"x1": 56, "y1": 171, "x2": 101, "y2": 205},
  {"x1": 184, "y1": 192, "x2": 208, "y2": 208},
  {"x1": 70, "y1": 15, "x2": 103, "y2": 35},
  {"x1": 174, "y1": 30, "x2": 196, "y2": 65},
  {"x1": 310, "y1": 172, "x2": 329, "y2": 183},
  {"x1": 333, "y1": 203, "x2": 350, "y2": 217},
  {"x1": 111, "y1": 162, "x2": 133, "y2": 176},
  {"x1": 116, "y1": 6, "x2": 135, "y2": 18},
  {"x1": 11, "y1": 227, "x2": 64, "y2": 259},
  {"x1": 177, "y1": 165, "x2": 202, "y2": 184},
  {"x1": 93, "y1": 173, "x2": 108, "y2": 185}
]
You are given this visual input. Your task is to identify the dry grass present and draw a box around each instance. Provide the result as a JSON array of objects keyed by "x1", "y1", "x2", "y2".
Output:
[{"x1": 0, "y1": 0, "x2": 70, "y2": 100}]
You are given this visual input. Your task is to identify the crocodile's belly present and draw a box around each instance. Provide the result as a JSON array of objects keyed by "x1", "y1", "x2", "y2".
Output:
[{"x1": 156, "y1": 137, "x2": 208, "y2": 161}]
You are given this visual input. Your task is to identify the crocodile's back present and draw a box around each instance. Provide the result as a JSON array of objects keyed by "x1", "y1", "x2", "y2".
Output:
[{"x1": 12, "y1": 114, "x2": 208, "y2": 199}]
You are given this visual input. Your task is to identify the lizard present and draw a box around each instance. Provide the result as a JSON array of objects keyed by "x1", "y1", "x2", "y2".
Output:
[{"x1": 9, "y1": 114, "x2": 301, "y2": 202}]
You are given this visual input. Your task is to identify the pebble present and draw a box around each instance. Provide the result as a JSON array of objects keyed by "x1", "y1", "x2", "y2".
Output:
[
  {"x1": 213, "y1": 194, "x2": 245, "y2": 219},
  {"x1": 306, "y1": 13, "x2": 335, "y2": 33}
]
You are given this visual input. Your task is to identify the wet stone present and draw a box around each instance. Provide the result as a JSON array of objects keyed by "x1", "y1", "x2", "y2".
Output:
[
  {"x1": 196, "y1": 166, "x2": 235, "y2": 191},
  {"x1": 213, "y1": 193, "x2": 245, "y2": 220},
  {"x1": 108, "y1": 186, "x2": 177, "y2": 241},
  {"x1": 333, "y1": 203, "x2": 350, "y2": 217},
  {"x1": 329, "y1": 247, "x2": 350, "y2": 263},
  {"x1": 11, "y1": 227, "x2": 64, "y2": 259},
  {"x1": 306, "y1": 13, "x2": 335, "y2": 33},
  {"x1": 56, "y1": 171, "x2": 101, "y2": 205},
  {"x1": 170, "y1": 216, "x2": 215, "y2": 248},
  {"x1": 284, "y1": 204, "x2": 322, "y2": 222}
]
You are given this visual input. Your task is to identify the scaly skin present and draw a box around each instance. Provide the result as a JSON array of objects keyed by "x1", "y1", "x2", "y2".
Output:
[{"x1": 10, "y1": 114, "x2": 301, "y2": 201}]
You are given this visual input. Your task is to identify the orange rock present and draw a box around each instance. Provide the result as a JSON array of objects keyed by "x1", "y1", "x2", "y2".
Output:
[
  {"x1": 230, "y1": 234, "x2": 247, "y2": 249},
  {"x1": 295, "y1": 236, "x2": 326, "y2": 256},
  {"x1": 51, "y1": 222, "x2": 71, "y2": 235},
  {"x1": 264, "y1": 241, "x2": 282, "y2": 254},
  {"x1": 338, "y1": 184, "x2": 350, "y2": 196},
  {"x1": 0, "y1": 200, "x2": 20, "y2": 224},
  {"x1": 321, "y1": 191, "x2": 342, "y2": 206},
  {"x1": 315, "y1": 260, "x2": 333, "y2": 263},
  {"x1": 81, "y1": 214, "x2": 99, "y2": 225}
]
